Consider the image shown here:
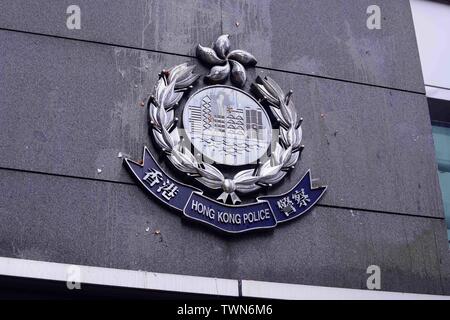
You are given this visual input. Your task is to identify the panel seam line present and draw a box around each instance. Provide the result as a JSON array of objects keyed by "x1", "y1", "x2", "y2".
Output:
[
  {"x1": 0, "y1": 166, "x2": 444, "y2": 221},
  {"x1": 0, "y1": 27, "x2": 425, "y2": 96}
]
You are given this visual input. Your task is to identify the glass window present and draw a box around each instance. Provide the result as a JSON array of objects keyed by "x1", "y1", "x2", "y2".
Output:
[{"x1": 431, "y1": 124, "x2": 450, "y2": 243}]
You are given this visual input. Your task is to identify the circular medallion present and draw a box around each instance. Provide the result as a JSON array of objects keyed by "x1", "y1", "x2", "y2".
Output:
[{"x1": 182, "y1": 85, "x2": 272, "y2": 166}]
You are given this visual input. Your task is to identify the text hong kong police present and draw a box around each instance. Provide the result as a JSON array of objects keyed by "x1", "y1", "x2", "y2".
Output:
[{"x1": 190, "y1": 199, "x2": 271, "y2": 225}]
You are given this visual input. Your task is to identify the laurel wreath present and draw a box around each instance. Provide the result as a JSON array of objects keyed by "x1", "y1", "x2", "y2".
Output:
[{"x1": 148, "y1": 63, "x2": 303, "y2": 204}]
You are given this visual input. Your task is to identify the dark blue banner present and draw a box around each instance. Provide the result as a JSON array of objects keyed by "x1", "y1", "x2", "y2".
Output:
[{"x1": 124, "y1": 147, "x2": 326, "y2": 233}]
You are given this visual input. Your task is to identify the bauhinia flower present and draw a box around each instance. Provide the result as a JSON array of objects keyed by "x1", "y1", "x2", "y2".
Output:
[{"x1": 196, "y1": 34, "x2": 257, "y2": 88}]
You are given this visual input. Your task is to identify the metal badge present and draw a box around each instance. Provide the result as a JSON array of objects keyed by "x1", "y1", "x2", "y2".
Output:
[{"x1": 124, "y1": 35, "x2": 327, "y2": 234}]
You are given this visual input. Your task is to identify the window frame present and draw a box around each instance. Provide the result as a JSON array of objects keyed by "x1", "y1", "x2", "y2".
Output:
[{"x1": 428, "y1": 97, "x2": 450, "y2": 245}]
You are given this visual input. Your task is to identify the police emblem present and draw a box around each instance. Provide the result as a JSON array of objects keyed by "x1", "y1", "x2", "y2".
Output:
[{"x1": 124, "y1": 35, "x2": 327, "y2": 233}]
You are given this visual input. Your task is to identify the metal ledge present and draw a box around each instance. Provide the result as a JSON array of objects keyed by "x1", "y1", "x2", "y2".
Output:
[{"x1": 0, "y1": 257, "x2": 449, "y2": 299}]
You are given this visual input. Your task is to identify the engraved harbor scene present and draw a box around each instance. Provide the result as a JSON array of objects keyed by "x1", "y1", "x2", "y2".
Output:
[{"x1": 182, "y1": 86, "x2": 272, "y2": 166}]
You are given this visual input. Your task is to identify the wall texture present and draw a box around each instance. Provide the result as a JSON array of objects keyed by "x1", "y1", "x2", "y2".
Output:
[{"x1": 0, "y1": 0, "x2": 448, "y2": 295}]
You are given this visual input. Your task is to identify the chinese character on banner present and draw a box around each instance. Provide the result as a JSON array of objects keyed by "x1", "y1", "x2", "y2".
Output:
[
  {"x1": 277, "y1": 196, "x2": 296, "y2": 217},
  {"x1": 143, "y1": 169, "x2": 163, "y2": 187},
  {"x1": 157, "y1": 180, "x2": 179, "y2": 201},
  {"x1": 292, "y1": 188, "x2": 310, "y2": 207}
]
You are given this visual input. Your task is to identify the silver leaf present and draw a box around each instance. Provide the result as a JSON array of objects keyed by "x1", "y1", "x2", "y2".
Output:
[
  {"x1": 213, "y1": 34, "x2": 230, "y2": 59},
  {"x1": 227, "y1": 50, "x2": 257, "y2": 66},
  {"x1": 279, "y1": 101, "x2": 296, "y2": 125},
  {"x1": 161, "y1": 127, "x2": 174, "y2": 148},
  {"x1": 258, "y1": 160, "x2": 284, "y2": 184},
  {"x1": 154, "y1": 78, "x2": 166, "y2": 102},
  {"x1": 288, "y1": 101, "x2": 298, "y2": 125},
  {"x1": 168, "y1": 153, "x2": 183, "y2": 170},
  {"x1": 196, "y1": 177, "x2": 223, "y2": 189},
  {"x1": 270, "y1": 106, "x2": 289, "y2": 127},
  {"x1": 259, "y1": 162, "x2": 283, "y2": 180},
  {"x1": 284, "y1": 151, "x2": 299, "y2": 168},
  {"x1": 167, "y1": 63, "x2": 189, "y2": 83},
  {"x1": 233, "y1": 169, "x2": 259, "y2": 186},
  {"x1": 164, "y1": 110, "x2": 174, "y2": 129},
  {"x1": 169, "y1": 156, "x2": 197, "y2": 174},
  {"x1": 170, "y1": 127, "x2": 181, "y2": 147},
  {"x1": 260, "y1": 170, "x2": 286, "y2": 185},
  {"x1": 149, "y1": 103, "x2": 159, "y2": 127},
  {"x1": 287, "y1": 126, "x2": 296, "y2": 145},
  {"x1": 164, "y1": 91, "x2": 183, "y2": 108},
  {"x1": 180, "y1": 146, "x2": 197, "y2": 164},
  {"x1": 205, "y1": 62, "x2": 230, "y2": 83},
  {"x1": 280, "y1": 127, "x2": 288, "y2": 146},
  {"x1": 169, "y1": 64, "x2": 195, "y2": 83},
  {"x1": 229, "y1": 60, "x2": 247, "y2": 87},
  {"x1": 233, "y1": 169, "x2": 255, "y2": 181},
  {"x1": 293, "y1": 126, "x2": 303, "y2": 149},
  {"x1": 156, "y1": 105, "x2": 167, "y2": 127},
  {"x1": 280, "y1": 146, "x2": 292, "y2": 165},
  {"x1": 235, "y1": 184, "x2": 261, "y2": 193},
  {"x1": 270, "y1": 143, "x2": 283, "y2": 166},
  {"x1": 161, "y1": 81, "x2": 176, "y2": 108},
  {"x1": 153, "y1": 129, "x2": 170, "y2": 151},
  {"x1": 175, "y1": 73, "x2": 200, "y2": 89},
  {"x1": 170, "y1": 149, "x2": 197, "y2": 172},
  {"x1": 197, "y1": 163, "x2": 224, "y2": 181},
  {"x1": 252, "y1": 83, "x2": 279, "y2": 105},
  {"x1": 263, "y1": 76, "x2": 285, "y2": 100},
  {"x1": 196, "y1": 44, "x2": 226, "y2": 65}
]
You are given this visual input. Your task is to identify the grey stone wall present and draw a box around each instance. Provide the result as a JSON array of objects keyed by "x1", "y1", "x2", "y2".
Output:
[{"x1": 0, "y1": 0, "x2": 448, "y2": 295}]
